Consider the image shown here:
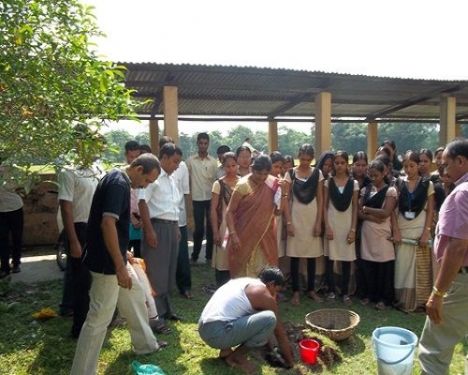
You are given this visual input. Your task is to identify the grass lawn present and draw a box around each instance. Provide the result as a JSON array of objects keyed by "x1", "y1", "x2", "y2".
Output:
[{"x1": 0, "y1": 264, "x2": 466, "y2": 375}]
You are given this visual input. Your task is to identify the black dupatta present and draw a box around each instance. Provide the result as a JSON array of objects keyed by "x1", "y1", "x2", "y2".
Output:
[
  {"x1": 363, "y1": 184, "x2": 389, "y2": 208},
  {"x1": 329, "y1": 177, "x2": 354, "y2": 212},
  {"x1": 397, "y1": 178, "x2": 429, "y2": 220},
  {"x1": 289, "y1": 168, "x2": 320, "y2": 204}
]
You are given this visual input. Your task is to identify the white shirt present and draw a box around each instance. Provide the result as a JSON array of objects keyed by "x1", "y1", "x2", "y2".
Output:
[
  {"x1": 139, "y1": 168, "x2": 180, "y2": 221},
  {"x1": 200, "y1": 277, "x2": 264, "y2": 323},
  {"x1": 57, "y1": 165, "x2": 102, "y2": 223},
  {"x1": 0, "y1": 166, "x2": 24, "y2": 212},
  {"x1": 0, "y1": 189, "x2": 23, "y2": 212},
  {"x1": 187, "y1": 154, "x2": 218, "y2": 201},
  {"x1": 172, "y1": 161, "x2": 190, "y2": 227}
]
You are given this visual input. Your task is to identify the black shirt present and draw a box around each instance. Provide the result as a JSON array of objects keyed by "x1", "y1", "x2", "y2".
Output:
[{"x1": 83, "y1": 169, "x2": 130, "y2": 274}]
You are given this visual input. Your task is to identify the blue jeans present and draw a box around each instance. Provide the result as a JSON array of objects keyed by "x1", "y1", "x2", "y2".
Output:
[{"x1": 198, "y1": 310, "x2": 276, "y2": 349}]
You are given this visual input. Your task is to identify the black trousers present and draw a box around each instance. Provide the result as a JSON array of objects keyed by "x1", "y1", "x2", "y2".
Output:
[
  {"x1": 191, "y1": 200, "x2": 213, "y2": 261},
  {"x1": 59, "y1": 223, "x2": 91, "y2": 338},
  {"x1": 215, "y1": 270, "x2": 230, "y2": 288},
  {"x1": 325, "y1": 257, "x2": 352, "y2": 296},
  {"x1": 0, "y1": 207, "x2": 23, "y2": 272},
  {"x1": 176, "y1": 226, "x2": 192, "y2": 294},
  {"x1": 354, "y1": 223, "x2": 367, "y2": 299},
  {"x1": 291, "y1": 257, "x2": 317, "y2": 292},
  {"x1": 361, "y1": 259, "x2": 395, "y2": 306}
]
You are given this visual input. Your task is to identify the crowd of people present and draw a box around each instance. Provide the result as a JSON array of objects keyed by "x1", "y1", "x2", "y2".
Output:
[
  {"x1": 1, "y1": 131, "x2": 466, "y2": 374},
  {"x1": 210, "y1": 138, "x2": 453, "y2": 311}
]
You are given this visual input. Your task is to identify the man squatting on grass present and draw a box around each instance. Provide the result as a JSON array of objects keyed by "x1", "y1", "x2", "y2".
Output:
[
  {"x1": 198, "y1": 267, "x2": 294, "y2": 373},
  {"x1": 71, "y1": 154, "x2": 162, "y2": 375}
]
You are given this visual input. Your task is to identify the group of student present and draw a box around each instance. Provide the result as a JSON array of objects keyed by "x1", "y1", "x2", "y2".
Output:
[
  {"x1": 59, "y1": 130, "x2": 459, "y2": 374},
  {"x1": 210, "y1": 139, "x2": 451, "y2": 313}
]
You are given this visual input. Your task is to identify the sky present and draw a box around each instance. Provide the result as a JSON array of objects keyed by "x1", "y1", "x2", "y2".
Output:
[{"x1": 85, "y1": 0, "x2": 468, "y2": 136}]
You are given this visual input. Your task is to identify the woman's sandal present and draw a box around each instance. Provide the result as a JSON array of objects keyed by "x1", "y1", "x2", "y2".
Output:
[{"x1": 308, "y1": 291, "x2": 324, "y2": 303}]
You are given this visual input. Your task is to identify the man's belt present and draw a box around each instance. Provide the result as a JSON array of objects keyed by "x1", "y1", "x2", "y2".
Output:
[
  {"x1": 459, "y1": 266, "x2": 468, "y2": 274},
  {"x1": 151, "y1": 218, "x2": 178, "y2": 225}
]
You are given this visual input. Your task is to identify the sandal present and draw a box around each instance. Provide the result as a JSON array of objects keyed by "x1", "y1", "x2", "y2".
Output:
[
  {"x1": 150, "y1": 320, "x2": 172, "y2": 334},
  {"x1": 157, "y1": 340, "x2": 168, "y2": 348},
  {"x1": 308, "y1": 291, "x2": 324, "y2": 303},
  {"x1": 375, "y1": 302, "x2": 386, "y2": 311},
  {"x1": 360, "y1": 298, "x2": 370, "y2": 306}
]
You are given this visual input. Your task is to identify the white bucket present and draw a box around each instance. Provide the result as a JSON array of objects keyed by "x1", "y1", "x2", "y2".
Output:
[{"x1": 372, "y1": 326, "x2": 418, "y2": 375}]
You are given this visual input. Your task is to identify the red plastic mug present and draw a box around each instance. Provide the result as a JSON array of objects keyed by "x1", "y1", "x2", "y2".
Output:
[{"x1": 299, "y1": 339, "x2": 320, "y2": 364}]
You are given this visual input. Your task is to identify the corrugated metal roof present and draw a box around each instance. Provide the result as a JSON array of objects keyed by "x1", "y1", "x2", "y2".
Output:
[{"x1": 121, "y1": 62, "x2": 468, "y2": 122}]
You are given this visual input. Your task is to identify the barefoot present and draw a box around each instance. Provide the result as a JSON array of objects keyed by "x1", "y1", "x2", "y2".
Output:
[
  {"x1": 308, "y1": 290, "x2": 323, "y2": 303},
  {"x1": 219, "y1": 348, "x2": 233, "y2": 359},
  {"x1": 291, "y1": 292, "x2": 300, "y2": 305},
  {"x1": 225, "y1": 354, "x2": 256, "y2": 374},
  {"x1": 224, "y1": 345, "x2": 257, "y2": 374}
]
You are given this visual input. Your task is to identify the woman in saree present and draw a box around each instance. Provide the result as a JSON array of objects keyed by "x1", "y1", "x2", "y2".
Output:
[
  {"x1": 225, "y1": 155, "x2": 281, "y2": 278},
  {"x1": 392, "y1": 151, "x2": 434, "y2": 312},
  {"x1": 210, "y1": 152, "x2": 240, "y2": 287}
]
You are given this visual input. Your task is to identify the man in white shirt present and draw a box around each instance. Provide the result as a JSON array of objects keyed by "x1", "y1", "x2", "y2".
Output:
[
  {"x1": 186, "y1": 132, "x2": 218, "y2": 263},
  {"x1": 139, "y1": 143, "x2": 183, "y2": 322},
  {"x1": 198, "y1": 267, "x2": 294, "y2": 373},
  {"x1": 57, "y1": 163, "x2": 102, "y2": 337},
  {"x1": 159, "y1": 136, "x2": 193, "y2": 299},
  {"x1": 0, "y1": 184, "x2": 23, "y2": 278}
]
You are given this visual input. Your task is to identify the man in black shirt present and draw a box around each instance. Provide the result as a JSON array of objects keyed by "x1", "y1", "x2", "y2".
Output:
[{"x1": 71, "y1": 154, "x2": 161, "y2": 375}]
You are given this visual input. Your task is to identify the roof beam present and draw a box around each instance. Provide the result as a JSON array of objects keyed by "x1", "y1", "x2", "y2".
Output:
[
  {"x1": 132, "y1": 91, "x2": 412, "y2": 107},
  {"x1": 365, "y1": 85, "x2": 461, "y2": 121},
  {"x1": 267, "y1": 92, "x2": 315, "y2": 119},
  {"x1": 456, "y1": 111, "x2": 468, "y2": 121},
  {"x1": 132, "y1": 115, "x2": 453, "y2": 124}
]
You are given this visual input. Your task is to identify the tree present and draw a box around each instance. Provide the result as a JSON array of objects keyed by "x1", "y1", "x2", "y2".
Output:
[
  {"x1": 332, "y1": 123, "x2": 367, "y2": 154},
  {"x1": 378, "y1": 123, "x2": 438, "y2": 155},
  {"x1": 103, "y1": 130, "x2": 133, "y2": 163},
  {"x1": 179, "y1": 132, "x2": 196, "y2": 159},
  {"x1": 135, "y1": 132, "x2": 150, "y2": 147},
  {"x1": 207, "y1": 130, "x2": 225, "y2": 156},
  {"x1": 224, "y1": 125, "x2": 254, "y2": 151},
  {"x1": 278, "y1": 126, "x2": 313, "y2": 156},
  {"x1": 0, "y1": 0, "x2": 139, "y2": 185}
]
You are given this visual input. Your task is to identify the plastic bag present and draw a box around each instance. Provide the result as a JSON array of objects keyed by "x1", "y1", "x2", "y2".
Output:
[{"x1": 131, "y1": 360, "x2": 165, "y2": 375}]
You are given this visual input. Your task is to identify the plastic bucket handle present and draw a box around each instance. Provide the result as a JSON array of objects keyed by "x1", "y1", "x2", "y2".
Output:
[
  {"x1": 378, "y1": 346, "x2": 415, "y2": 366},
  {"x1": 373, "y1": 327, "x2": 418, "y2": 366}
]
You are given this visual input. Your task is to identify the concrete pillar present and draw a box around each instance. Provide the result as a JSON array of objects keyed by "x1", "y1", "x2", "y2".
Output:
[
  {"x1": 439, "y1": 95, "x2": 456, "y2": 146},
  {"x1": 367, "y1": 121, "x2": 378, "y2": 158},
  {"x1": 268, "y1": 121, "x2": 279, "y2": 152},
  {"x1": 455, "y1": 123, "x2": 461, "y2": 138},
  {"x1": 149, "y1": 119, "x2": 159, "y2": 156},
  {"x1": 163, "y1": 86, "x2": 179, "y2": 145},
  {"x1": 314, "y1": 92, "x2": 332, "y2": 155}
]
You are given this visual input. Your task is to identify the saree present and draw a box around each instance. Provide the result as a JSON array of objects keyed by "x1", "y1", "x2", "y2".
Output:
[
  {"x1": 394, "y1": 180, "x2": 434, "y2": 312},
  {"x1": 227, "y1": 175, "x2": 279, "y2": 277}
]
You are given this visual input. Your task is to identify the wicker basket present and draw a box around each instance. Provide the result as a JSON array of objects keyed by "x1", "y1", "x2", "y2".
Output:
[{"x1": 305, "y1": 309, "x2": 360, "y2": 341}]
